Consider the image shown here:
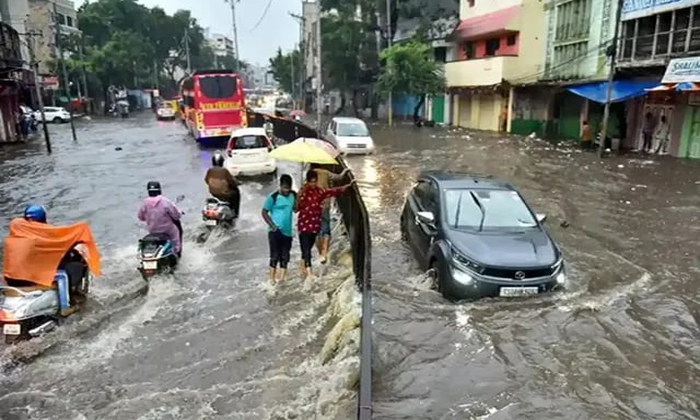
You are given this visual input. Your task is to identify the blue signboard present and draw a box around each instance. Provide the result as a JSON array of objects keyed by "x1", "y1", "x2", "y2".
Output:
[{"x1": 622, "y1": 0, "x2": 700, "y2": 21}]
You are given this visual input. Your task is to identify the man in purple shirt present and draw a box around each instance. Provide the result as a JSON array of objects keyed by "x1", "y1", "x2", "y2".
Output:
[{"x1": 138, "y1": 181, "x2": 183, "y2": 257}]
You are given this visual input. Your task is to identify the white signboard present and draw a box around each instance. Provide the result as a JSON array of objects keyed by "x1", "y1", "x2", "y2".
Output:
[
  {"x1": 622, "y1": 0, "x2": 700, "y2": 21},
  {"x1": 662, "y1": 57, "x2": 700, "y2": 83}
]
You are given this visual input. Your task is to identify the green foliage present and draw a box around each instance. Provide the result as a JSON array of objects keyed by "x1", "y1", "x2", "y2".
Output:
[
  {"x1": 75, "y1": 0, "x2": 223, "y2": 93},
  {"x1": 269, "y1": 48, "x2": 301, "y2": 94},
  {"x1": 376, "y1": 41, "x2": 445, "y2": 96}
]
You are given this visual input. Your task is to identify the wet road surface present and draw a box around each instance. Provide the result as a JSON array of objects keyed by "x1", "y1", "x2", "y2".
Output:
[
  {"x1": 0, "y1": 114, "x2": 359, "y2": 419},
  {"x1": 345, "y1": 124, "x2": 700, "y2": 420}
]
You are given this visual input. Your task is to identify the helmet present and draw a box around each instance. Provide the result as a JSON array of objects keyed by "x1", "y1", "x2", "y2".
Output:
[
  {"x1": 147, "y1": 181, "x2": 162, "y2": 197},
  {"x1": 24, "y1": 205, "x2": 47, "y2": 223},
  {"x1": 211, "y1": 152, "x2": 225, "y2": 167}
]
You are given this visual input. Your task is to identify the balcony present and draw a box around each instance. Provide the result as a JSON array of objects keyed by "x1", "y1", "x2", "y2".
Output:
[{"x1": 446, "y1": 56, "x2": 519, "y2": 87}]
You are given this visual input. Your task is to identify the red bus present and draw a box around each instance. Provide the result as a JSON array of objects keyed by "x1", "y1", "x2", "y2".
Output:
[{"x1": 181, "y1": 70, "x2": 247, "y2": 147}]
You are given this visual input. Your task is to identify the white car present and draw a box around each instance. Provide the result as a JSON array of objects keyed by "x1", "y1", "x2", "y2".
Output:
[
  {"x1": 325, "y1": 117, "x2": 375, "y2": 155},
  {"x1": 34, "y1": 107, "x2": 71, "y2": 124},
  {"x1": 224, "y1": 127, "x2": 277, "y2": 176},
  {"x1": 156, "y1": 103, "x2": 176, "y2": 120}
]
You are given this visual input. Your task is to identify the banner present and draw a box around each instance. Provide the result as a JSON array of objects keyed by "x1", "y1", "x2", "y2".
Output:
[{"x1": 622, "y1": 0, "x2": 700, "y2": 21}]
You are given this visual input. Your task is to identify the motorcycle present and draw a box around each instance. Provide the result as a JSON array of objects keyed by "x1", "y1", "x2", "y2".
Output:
[
  {"x1": 0, "y1": 220, "x2": 100, "y2": 344},
  {"x1": 202, "y1": 197, "x2": 236, "y2": 229},
  {"x1": 137, "y1": 233, "x2": 178, "y2": 280}
]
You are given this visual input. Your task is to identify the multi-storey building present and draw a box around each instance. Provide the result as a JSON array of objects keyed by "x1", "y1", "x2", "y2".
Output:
[{"x1": 27, "y1": 0, "x2": 80, "y2": 76}]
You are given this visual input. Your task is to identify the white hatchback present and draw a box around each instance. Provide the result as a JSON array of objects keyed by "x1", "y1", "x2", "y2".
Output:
[
  {"x1": 326, "y1": 117, "x2": 375, "y2": 155},
  {"x1": 224, "y1": 128, "x2": 277, "y2": 176},
  {"x1": 34, "y1": 107, "x2": 71, "y2": 124}
]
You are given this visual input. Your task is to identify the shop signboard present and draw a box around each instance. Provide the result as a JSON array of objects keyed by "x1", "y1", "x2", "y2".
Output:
[
  {"x1": 662, "y1": 57, "x2": 700, "y2": 83},
  {"x1": 41, "y1": 75, "x2": 59, "y2": 90},
  {"x1": 622, "y1": 0, "x2": 700, "y2": 21}
]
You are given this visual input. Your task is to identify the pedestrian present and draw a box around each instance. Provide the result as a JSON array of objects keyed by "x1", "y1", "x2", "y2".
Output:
[
  {"x1": 653, "y1": 115, "x2": 670, "y2": 155},
  {"x1": 263, "y1": 115, "x2": 274, "y2": 138},
  {"x1": 295, "y1": 169, "x2": 354, "y2": 280},
  {"x1": 641, "y1": 112, "x2": 655, "y2": 153},
  {"x1": 308, "y1": 163, "x2": 350, "y2": 264},
  {"x1": 261, "y1": 174, "x2": 297, "y2": 284},
  {"x1": 580, "y1": 120, "x2": 593, "y2": 150}
]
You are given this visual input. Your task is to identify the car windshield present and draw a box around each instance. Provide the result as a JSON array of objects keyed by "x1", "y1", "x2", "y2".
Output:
[
  {"x1": 231, "y1": 135, "x2": 267, "y2": 149},
  {"x1": 337, "y1": 122, "x2": 369, "y2": 137},
  {"x1": 444, "y1": 189, "x2": 537, "y2": 230}
]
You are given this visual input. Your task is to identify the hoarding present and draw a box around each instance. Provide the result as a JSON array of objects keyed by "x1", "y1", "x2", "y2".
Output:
[{"x1": 621, "y1": 0, "x2": 700, "y2": 21}]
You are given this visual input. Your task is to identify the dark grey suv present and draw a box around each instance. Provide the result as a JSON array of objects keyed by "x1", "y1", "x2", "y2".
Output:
[{"x1": 400, "y1": 172, "x2": 567, "y2": 301}]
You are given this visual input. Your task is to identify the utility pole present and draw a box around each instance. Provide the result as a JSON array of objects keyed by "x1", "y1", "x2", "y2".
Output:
[
  {"x1": 184, "y1": 27, "x2": 191, "y2": 74},
  {"x1": 290, "y1": 12, "x2": 306, "y2": 111},
  {"x1": 78, "y1": 42, "x2": 89, "y2": 100},
  {"x1": 54, "y1": 1, "x2": 77, "y2": 141},
  {"x1": 386, "y1": 0, "x2": 393, "y2": 126},
  {"x1": 599, "y1": 0, "x2": 624, "y2": 158},
  {"x1": 227, "y1": 0, "x2": 241, "y2": 72},
  {"x1": 26, "y1": 31, "x2": 52, "y2": 153},
  {"x1": 315, "y1": 1, "x2": 322, "y2": 131},
  {"x1": 291, "y1": 45, "x2": 296, "y2": 107}
]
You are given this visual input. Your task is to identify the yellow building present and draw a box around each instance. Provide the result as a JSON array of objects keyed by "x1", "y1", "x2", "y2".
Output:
[{"x1": 446, "y1": 0, "x2": 546, "y2": 132}]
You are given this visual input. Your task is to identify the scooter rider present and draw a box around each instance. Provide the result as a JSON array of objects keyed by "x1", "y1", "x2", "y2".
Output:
[
  {"x1": 24, "y1": 205, "x2": 48, "y2": 223},
  {"x1": 137, "y1": 181, "x2": 183, "y2": 258},
  {"x1": 205, "y1": 152, "x2": 241, "y2": 218}
]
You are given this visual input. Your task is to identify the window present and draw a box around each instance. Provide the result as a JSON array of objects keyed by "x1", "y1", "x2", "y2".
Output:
[
  {"x1": 434, "y1": 46, "x2": 447, "y2": 63},
  {"x1": 198, "y1": 76, "x2": 237, "y2": 99},
  {"x1": 444, "y1": 189, "x2": 537, "y2": 230},
  {"x1": 467, "y1": 0, "x2": 475, "y2": 6},
  {"x1": 56, "y1": 13, "x2": 66, "y2": 25},
  {"x1": 463, "y1": 41, "x2": 475, "y2": 58},
  {"x1": 485, "y1": 38, "x2": 500, "y2": 56},
  {"x1": 231, "y1": 135, "x2": 267, "y2": 149},
  {"x1": 66, "y1": 16, "x2": 73, "y2": 27},
  {"x1": 506, "y1": 34, "x2": 517, "y2": 46},
  {"x1": 414, "y1": 181, "x2": 432, "y2": 204},
  {"x1": 336, "y1": 123, "x2": 369, "y2": 137}
]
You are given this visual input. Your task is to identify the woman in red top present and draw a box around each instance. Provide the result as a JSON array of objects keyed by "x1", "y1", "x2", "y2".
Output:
[{"x1": 295, "y1": 169, "x2": 353, "y2": 279}]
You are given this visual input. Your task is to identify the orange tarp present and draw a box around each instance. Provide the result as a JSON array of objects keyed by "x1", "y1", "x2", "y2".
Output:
[{"x1": 2, "y1": 219, "x2": 101, "y2": 287}]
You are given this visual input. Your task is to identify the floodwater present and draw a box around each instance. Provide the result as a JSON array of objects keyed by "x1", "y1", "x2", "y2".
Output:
[
  {"x1": 0, "y1": 114, "x2": 360, "y2": 420},
  {"x1": 345, "y1": 124, "x2": 700, "y2": 420}
]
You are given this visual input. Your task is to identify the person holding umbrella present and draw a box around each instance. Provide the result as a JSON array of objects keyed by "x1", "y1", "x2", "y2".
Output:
[{"x1": 295, "y1": 169, "x2": 354, "y2": 280}]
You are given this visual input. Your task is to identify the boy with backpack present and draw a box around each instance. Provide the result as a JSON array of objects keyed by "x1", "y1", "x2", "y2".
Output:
[{"x1": 262, "y1": 174, "x2": 297, "y2": 284}]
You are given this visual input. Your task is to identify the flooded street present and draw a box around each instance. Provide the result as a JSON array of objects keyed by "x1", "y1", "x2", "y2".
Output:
[
  {"x1": 0, "y1": 114, "x2": 359, "y2": 420},
  {"x1": 346, "y1": 124, "x2": 700, "y2": 419}
]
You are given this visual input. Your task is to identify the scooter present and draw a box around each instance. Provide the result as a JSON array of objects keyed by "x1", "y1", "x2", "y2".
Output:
[
  {"x1": 202, "y1": 197, "x2": 236, "y2": 229},
  {"x1": 0, "y1": 247, "x2": 91, "y2": 344},
  {"x1": 137, "y1": 234, "x2": 178, "y2": 280}
]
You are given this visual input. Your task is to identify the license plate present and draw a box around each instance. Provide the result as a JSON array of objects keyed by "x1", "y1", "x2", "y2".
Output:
[
  {"x1": 499, "y1": 287, "x2": 539, "y2": 297},
  {"x1": 142, "y1": 261, "x2": 158, "y2": 270},
  {"x1": 205, "y1": 219, "x2": 218, "y2": 226},
  {"x1": 3, "y1": 323, "x2": 20, "y2": 335}
]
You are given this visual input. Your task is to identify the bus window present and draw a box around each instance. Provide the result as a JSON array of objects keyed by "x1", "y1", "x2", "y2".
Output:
[{"x1": 199, "y1": 76, "x2": 237, "y2": 99}]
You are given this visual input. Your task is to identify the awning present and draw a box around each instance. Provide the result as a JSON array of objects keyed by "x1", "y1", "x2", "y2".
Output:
[
  {"x1": 566, "y1": 80, "x2": 659, "y2": 104},
  {"x1": 453, "y1": 6, "x2": 519, "y2": 40}
]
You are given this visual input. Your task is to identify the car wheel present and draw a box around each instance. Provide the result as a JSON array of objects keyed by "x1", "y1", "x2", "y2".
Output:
[
  {"x1": 400, "y1": 215, "x2": 409, "y2": 241},
  {"x1": 428, "y1": 259, "x2": 443, "y2": 293},
  {"x1": 52, "y1": 117, "x2": 62, "y2": 123}
]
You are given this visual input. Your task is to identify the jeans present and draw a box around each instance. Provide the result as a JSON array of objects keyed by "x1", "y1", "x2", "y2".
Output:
[
  {"x1": 268, "y1": 230, "x2": 292, "y2": 269},
  {"x1": 320, "y1": 208, "x2": 331, "y2": 238},
  {"x1": 299, "y1": 232, "x2": 318, "y2": 268},
  {"x1": 642, "y1": 132, "x2": 653, "y2": 151}
]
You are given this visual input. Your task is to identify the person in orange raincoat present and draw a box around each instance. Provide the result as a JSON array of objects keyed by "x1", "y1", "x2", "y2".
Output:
[{"x1": 2, "y1": 205, "x2": 101, "y2": 302}]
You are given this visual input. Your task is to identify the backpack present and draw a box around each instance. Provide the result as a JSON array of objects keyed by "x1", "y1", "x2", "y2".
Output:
[{"x1": 271, "y1": 190, "x2": 296, "y2": 206}]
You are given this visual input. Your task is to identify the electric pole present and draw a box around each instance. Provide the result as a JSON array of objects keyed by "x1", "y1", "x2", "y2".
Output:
[
  {"x1": 315, "y1": 1, "x2": 322, "y2": 131},
  {"x1": 290, "y1": 12, "x2": 306, "y2": 111},
  {"x1": 54, "y1": 1, "x2": 77, "y2": 141},
  {"x1": 227, "y1": 0, "x2": 241, "y2": 72},
  {"x1": 599, "y1": 0, "x2": 624, "y2": 158},
  {"x1": 386, "y1": 0, "x2": 393, "y2": 126},
  {"x1": 291, "y1": 46, "x2": 296, "y2": 106},
  {"x1": 26, "y1": 31, "x2": 52, "y2": 153}
]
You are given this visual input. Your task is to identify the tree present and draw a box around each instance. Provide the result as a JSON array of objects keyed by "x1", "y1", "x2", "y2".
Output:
[
  {"x1": 376, "y1": 40, "x2": 445, "y2": 121},
  {"x1": 269, "y1": 48, "x2": 301, "y2": 94}
]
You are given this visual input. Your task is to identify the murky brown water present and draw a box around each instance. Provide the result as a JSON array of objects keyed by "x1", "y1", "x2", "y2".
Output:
[{"x1": 345, "y1": 123, "x2": 700, "y2": 420}]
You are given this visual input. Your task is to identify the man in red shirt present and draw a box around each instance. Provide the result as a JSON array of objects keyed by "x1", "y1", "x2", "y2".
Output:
[{"x1": 295, "y1": 169, "x2": 354, "y2": 279}]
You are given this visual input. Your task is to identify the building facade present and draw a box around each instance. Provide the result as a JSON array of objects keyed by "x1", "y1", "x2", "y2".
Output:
[
  {"x1": 0, "y1": 22, "x2": 26, "y2": 142},
  {"x1": 27, "y1": 0, "x2": 79, "y2": 76},
  {"x1": 209, "y1": 33, "x2": 234, "y2": 58},
  {"x1": 446, "y1": 0, "x2": 547, "y2": 132}
]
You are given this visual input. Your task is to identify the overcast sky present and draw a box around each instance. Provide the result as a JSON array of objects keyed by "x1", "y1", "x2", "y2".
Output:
[{"x1": 78, "y1": 0, "x2": 301, "y2": 66}]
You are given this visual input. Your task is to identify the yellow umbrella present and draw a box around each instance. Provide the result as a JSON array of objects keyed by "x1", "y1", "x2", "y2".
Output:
[{"x1": 269, "y1": 138, "x2": 338, "y2": 164}]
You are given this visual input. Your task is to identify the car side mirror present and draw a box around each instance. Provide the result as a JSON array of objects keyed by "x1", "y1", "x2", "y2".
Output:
[
  {"x1": 536, "y1": 213, "x2": 547, "y2": 224},
  {"x1": 416, "y1": 211, "x2": 436, "y2": 227}
]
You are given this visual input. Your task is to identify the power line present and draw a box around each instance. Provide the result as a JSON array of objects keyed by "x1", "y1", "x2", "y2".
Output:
[{"x1": 249, "y1": 0, "x2": 274, "y2": 32}]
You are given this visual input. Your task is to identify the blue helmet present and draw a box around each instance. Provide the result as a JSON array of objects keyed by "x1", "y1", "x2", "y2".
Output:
[{"x1": 24, "y1": 205, "x2": 47, "y2": 223}]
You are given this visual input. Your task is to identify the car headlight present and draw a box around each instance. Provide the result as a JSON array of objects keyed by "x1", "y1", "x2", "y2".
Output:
[
  {"x1": 451, "y1": 267, "x2": 474, "y2": 285},
  {"x1": 556, "y1": 270, "x2": 567, "y2": 285},
  {"x1": 454, "y1": 251, "x2": 484, "y2": 274}
]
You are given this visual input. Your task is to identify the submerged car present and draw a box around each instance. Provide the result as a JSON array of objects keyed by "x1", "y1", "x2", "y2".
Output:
[
  {"x1": 224, "y1": 127, "x2": 276, "y2": 176},
  {"x1": 325, "y1": 117, "x2": 375, "y2": 155},
  {"x1": 401, "y1": 171, "x2": 566, "y2": 301},
  {"x1": 156, "y1": 101, "x2": 177, "y2": 120}
]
